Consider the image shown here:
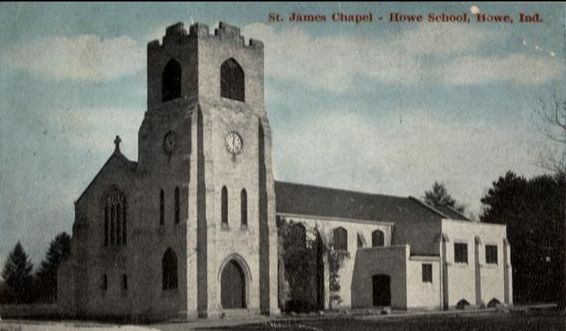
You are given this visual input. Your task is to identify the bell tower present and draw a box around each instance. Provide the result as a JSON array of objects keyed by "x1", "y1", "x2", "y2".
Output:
[{"x1": 139, "y1": 22, "x2": 279, "y2": 318}]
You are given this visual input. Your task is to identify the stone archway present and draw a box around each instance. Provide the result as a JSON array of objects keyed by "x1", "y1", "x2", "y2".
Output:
[
  {"x1": 218, "y1": 254, "x2": 251, "y2": 310},
  {"x1": 221, "y1": 260, "x2": 246, "y2": 308}
]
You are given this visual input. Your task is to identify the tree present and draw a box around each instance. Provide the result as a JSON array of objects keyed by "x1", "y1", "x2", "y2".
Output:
[
  {"x1": 36, "y1": 232, "x2": 71, "y2": 302},
  {"x1": 423, "y1": 181, "x2": 466, "y2": 213},
  {"x1": 481, "y1": 171, "x2": 565, "y2": 305},
  {"x1": 1, "y1": 242, "x2": 34, "y2": 303},
  {"x1": 537, "y1": 94, "x2": 566, "y2": 174},
  {"x1": 536, "y1": 93, "x2": 566, "y2": 310}
]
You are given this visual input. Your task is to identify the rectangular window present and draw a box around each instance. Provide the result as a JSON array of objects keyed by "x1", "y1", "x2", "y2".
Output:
[
  {"x1": 454, "y1": 243, "x2": 468, "y2": 263},
  {"x1": 486, "y1": 245, "x2": 498, "y2": 264},
  {"x1": 101, "y1": 274, "x2": 108, "y2": 290},
  {"x1": 122, "y1": 274, "x2": 128, "y2": 290},
  {"x1": 422, "y1": 263, "x2": 432, "y2": 283}
]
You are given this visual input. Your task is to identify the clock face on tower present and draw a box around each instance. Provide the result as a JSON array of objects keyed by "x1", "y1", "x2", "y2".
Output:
[
  {"x1": 163, "y1": 131, "x2": 177, "y2": 154},
  {"x1": 225, "y1": 131, "x2": 243, "y2": 155}
]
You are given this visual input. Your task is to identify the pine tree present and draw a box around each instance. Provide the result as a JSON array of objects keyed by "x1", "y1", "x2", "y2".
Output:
[
  {"x1": 36, "y1": 232, "x2": 71, "y2": 301},
  {"x1": 423, "y1": 181, "x2": 466, "y2": 213},
  {"x1": 1, "y1": 242, "x2": 34, "y2": 303}
]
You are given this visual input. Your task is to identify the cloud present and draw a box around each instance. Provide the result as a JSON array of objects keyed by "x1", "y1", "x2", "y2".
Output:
[
  {"x1": 396, "y1": 24, "x2": 503, "y2": 55},
  {"x1": 51, "y1": 107, "x2": 143, "y2": 156},
  {"x1": 435, "y1": 54, "x2": 564, "y2": 85},
  {"x1": 4, "y1": 35, "x2": 145, "y2": 81},
  {"x1": 273, "y1": 109, "x2": 546, "y2": 215},
  {"x1": 242, "y1": 23, "x2": 422, "y2": 92},
  {"x1": 243, "y1": 23, "x2": 559, "y2": 91}
]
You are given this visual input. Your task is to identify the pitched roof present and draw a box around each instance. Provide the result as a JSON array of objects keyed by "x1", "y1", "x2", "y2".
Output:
[
  {"x1": 429, "y1": 204, "x2": 470, "y2": 221},
  {"x1": 76, "y1": 150, "x2": 137, "y2": 203},
  {"x1": 274, "y1": 181, "x2": 449, "y2": 224}
]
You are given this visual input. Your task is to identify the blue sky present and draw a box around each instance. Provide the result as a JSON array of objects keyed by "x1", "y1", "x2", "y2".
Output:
[{"x1": 1, "y1": 2, "x2": 565, "y2": 268}]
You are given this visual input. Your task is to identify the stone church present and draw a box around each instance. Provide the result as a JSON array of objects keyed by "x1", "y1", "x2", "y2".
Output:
[{"x1": 58, "y1": 22, "x2": 512, "y2": 320}]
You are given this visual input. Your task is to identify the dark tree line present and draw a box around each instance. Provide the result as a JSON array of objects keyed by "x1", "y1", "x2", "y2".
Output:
[
  {"x1": 0, "y1": 232, "x2": 70, "y2": 304},
  {"x1": 480, "y1": 171, "x2": 565, "y2": 305}
]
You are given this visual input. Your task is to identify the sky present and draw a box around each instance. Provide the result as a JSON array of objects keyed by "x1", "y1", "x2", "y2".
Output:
[{"x1": 0, "y1": 2, "x2": 565, "y2": 268}]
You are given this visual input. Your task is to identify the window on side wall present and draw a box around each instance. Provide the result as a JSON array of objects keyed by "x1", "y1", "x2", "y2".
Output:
[
  {"x1": 454, "y1": 243, "x2": 468, "y2": 264},
  {"x1": 101, "y1": 274, "x2": 108, "y2": 291},
  {"x1": 122, "y1": 274, "x2": 128, "y2": 290},
  {"x1": 422, "y1": 263, "x2": 432, "y2": 283},
  {"x1": 486, "y1": 245, "x2": 498, "y2": 264}
]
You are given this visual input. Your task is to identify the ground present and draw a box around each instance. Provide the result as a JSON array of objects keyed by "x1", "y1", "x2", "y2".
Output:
[{"x1": 1, "y1": 309, "x2": 565, "y2": 331}]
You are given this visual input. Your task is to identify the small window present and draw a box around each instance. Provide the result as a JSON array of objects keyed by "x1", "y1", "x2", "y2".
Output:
[
  {"x1": 160, "y1": 189, "x2": 164, "y2": 225},
  {"x1": 333, "y1": 227, "x2": 348, "y2": 251},
  {"x1": 101, "y1": 274, "x2": 108, "y2": 290},
  {"x1": 122, "y1": 274, "x2": 128, "y2": 290},
  {"x1": 221, "y1": 186, "x2": 228, "y2": 225},
  {"x1": 175, "y1": 187, "x2": 180, "y2": 224},
  {"x1": 486, "y1": 245, "x2": 498, "y2": 264},
  {"x1": 454, "y1": 243, "x2": 468, "y2": 264},
  {"x1": 372, "y1": 230, "x2": 385, "y2": 247},
  {"x1": 291, "y1": 223, "x2": 307, "y2": 247},
  {"x1": 422, "y1": 263, "x2": 432, "y2": 283},
  {"x1": 240, "y1": 189, "x2": 248, "y2": 227}
]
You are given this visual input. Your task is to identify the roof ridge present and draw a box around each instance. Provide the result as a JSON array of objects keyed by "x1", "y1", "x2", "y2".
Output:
[
  {"x1": 408, "y1": 196, "x2": 449, "y2": 219},
  {"x1": 275, "y1": 180, "x2": 408, "y2": 200},
  {"x1": 75, "y1": 150, "x2": 137, "y2": 203}
]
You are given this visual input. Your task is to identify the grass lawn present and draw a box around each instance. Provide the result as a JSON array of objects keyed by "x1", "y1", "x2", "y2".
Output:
[{"x1": 202, "y1": 311, "x2": 566, "y2": 331}]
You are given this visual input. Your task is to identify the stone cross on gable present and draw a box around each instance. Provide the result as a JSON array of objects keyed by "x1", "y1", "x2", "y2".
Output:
[{"x1": 114, "y1": 135, "x2": 121, "y2": 152}]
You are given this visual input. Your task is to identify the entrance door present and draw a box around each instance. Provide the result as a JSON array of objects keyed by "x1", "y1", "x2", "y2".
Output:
[
  {"x1": 221, "y1": 260, "x2": 246, "y2": 308},
  {"x1": 372, "y1": 274, "x2": 391, "y2": 306}
]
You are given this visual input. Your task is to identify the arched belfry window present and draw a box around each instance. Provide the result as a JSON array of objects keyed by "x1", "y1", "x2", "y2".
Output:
[
  {"x1": 103, "y1": 186, "x2": 127, "y2": 247},
  {"x1": 333, "y1": 227, "x2": 348, "y2": 251},
  {"x1": 372, "y1": 230, "x2": 385, "y2": 247},
  {"x1": 162, "y1": 59, "x2": 182, "y2": 102},
  {"x1": 162, "y1": 248, "x2": 178, "y2": 290},
  {"x1": 240, "y1": 189, "x2": 247, "y2": 227},
  {"x1": 221, "y1": 186, "x2": 228, "y2": 225},
  {"x1": 220, "y1": 58, "x2": 244, "y2": 102}
]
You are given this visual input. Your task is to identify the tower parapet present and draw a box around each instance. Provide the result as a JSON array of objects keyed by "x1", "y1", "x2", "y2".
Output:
[{"x1": 148, "y1": 22, "x2": 263, "y2": 49}]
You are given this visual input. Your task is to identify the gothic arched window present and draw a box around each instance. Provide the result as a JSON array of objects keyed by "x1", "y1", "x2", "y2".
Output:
[
  {"x1": 333, "y1": 227, "x2": 348, "y2": 251},
  {"x1": 102, "y1": 186, "x2": 127, "y2": 247},
  {"x1": 221, "y1": 186, "x2": 228, "y2": 225},
  {"x1": 220, "y1": 58, "x2": 244, "y2": 102},
  {"x1": 162, "y1": 59, "x2": 182, "y2": 102},
  {"x1": 240, "y1": 189, "x2": 247, "y2": 227},
  {"x1": 372, "y1": 230, "x2": 385, "y2": 247},
  {"x1": 291, "y1": 223, "x2": 307, "y2": 248},
  {"x1": 175, "y1": 187, "x2": 180, "y2": 224},
  {"x1": 162, "y1": 248, "x2": 178, "y2": 290},
  {"x1": 159, "y1": 189, "x2": 164, "y2": 225}
]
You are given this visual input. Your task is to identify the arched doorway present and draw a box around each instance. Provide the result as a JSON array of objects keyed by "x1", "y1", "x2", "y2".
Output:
[
  {"x1": 372, "y1": 274, "x2": 391, "y2": 306},
  {"x1": 221, "y1": 260, "x2": 246, "y2": 309}
]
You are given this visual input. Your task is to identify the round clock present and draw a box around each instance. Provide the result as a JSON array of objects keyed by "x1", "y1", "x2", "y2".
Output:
[
  {"x1": 225, "y1": 131, "x2": 243, "y2": 155},
  {"x1": 163, "y1": 131, "x2": 177, "y2": 154}
]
